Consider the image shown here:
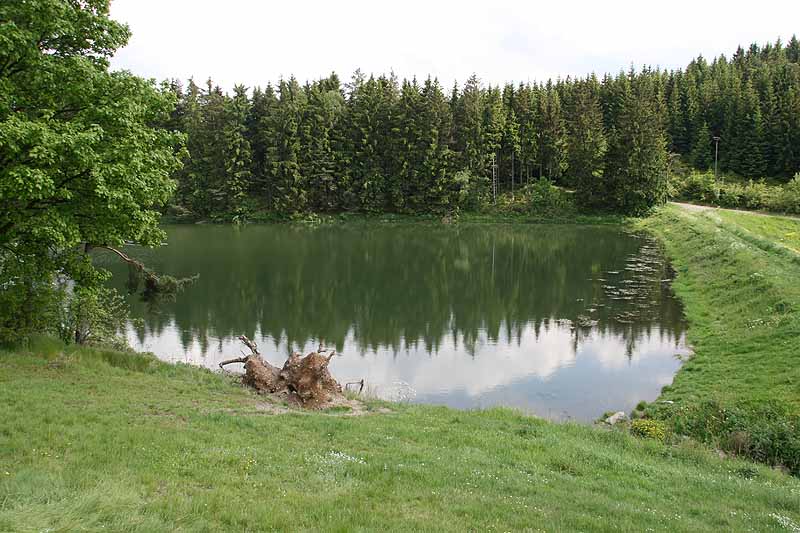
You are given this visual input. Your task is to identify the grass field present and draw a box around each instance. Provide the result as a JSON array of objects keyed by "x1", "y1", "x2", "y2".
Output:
[
  {"x1": 717, "y1": 210, "x2": 800, "y2": 253},
  {"x1": 1, "y1": 338, "x2": 799, "y2": 532},
  {"x1": 640, "y1": 206, "x2": 800, "y2": 409},
  {"x1": 638, "y1": 205, "x2": 800, "y2": 475}
]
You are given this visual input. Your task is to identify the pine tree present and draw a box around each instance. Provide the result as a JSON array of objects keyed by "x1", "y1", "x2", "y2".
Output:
[
  {"x1": 419, "y1": 78, "x2": 456, "y2": 213},
  {"x1": 788, "y1": 35, "x2": 800, "y2": 63},
  {"x1": 537, "y1": 83, "x2": 567, "y2": 181},
  {"x1": 453, "y1": 74, "x2": 485, "y2": 176},
  {"x1": 300, "y1": 75, "x2": 344, "y2": 211},
  {"x1": 690, "y1": 122, "x2": 713, "y2": 170},
  {"x1": 726, "y1": 79, "x2": 766, "y2": 177},
  {"x1": 339, "y1": 72, "x2": 398, "y2": 211},
  {"x1": 395, "y1": 78, "x2": 424, "y2": 211},
  {"x1": 567, "y1": 77, "x2": 608, "y2": 207},
  {"x1": 514, "y1": 83, "x2": 538, "y2": 184},
  {"x1": 180, "y1": 80, "x2": 229, "y2": 217},
  {"x1": 503, "y1": 109, "x2": 521, "y2": 193},
  {"x1": 221, "y1": 84, "x2": 253, "y2": 219},
  {"x1": 246, "y1": 84, "x2": 279, "y2": 203},
  {"x1": 604, "y1": 74, "x2": 669, "y2": 214},
  {"x1": 666, "y1": 72, "x2": 688, "y2": 153},
  {"x1": 482, "y1": 86, "x2": 506, "y2": 195},
  {"x1": 272, "y1": 77, "x2": 307, "y2": 213}
]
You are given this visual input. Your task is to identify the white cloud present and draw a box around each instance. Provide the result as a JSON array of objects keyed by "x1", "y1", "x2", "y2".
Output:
[
  {"x1": 126, "y1": 318, "x2": 685, "y2": 405},
  {"x1": 109, "y1": 0, "x2": 800, "y2": 91}
]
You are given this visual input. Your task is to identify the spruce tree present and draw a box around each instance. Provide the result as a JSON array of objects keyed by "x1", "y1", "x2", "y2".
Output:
[
  {"x1": 300, "y1": 76, "x2": 344, "y2": 211},
  {"x1": 567, "y1": 78, "x2": 608, "y2": 207},
  {"x1": 788, "y1": 35, "x2": 800, "y2": 63},
  {"x1": 158, "y1": 35, "x2": 800, "y2": 216},
  {"x1": 514, "y1": 84, "x2": 538, "y2": 184},
  {"x1": 420, "y1": 78, "x2": 456, "y2": 213},
  {"x1": 690, "y1": 122, "x2": 713, "y2": 170},
  {"x1": 666, "y1": 72, "x2": 688, "y2": 153},
  {"x1": 221, "y1": 85, "x2": 253, "y2": 219},
  {"x1": 537, "y1": 83, "x2": 567, "y2": 181},
  {"x1": 482, "y1": 87, "x2": 506, "y2": 192},
  {"x1": 504, "y1": 109, "x2": 521, "y2": 193},
  {"x1": 246, "y1": 85, "x2": 279, "y2": 203},
  {"x1": 453, "y1": 74, "x2": 485, "y2": 176},
  {"x1": 272, "y1": 77, "x2": 307, "y2": 213},
  {"x1": 604, "y1": 74, "x2": 669, "y2": 214}
]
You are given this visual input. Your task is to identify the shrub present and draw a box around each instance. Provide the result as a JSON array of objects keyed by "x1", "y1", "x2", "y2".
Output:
[
  {"x1": 0, "y1": 254, "x2": 66, "y2": 345},
  {"x1": 670, "y1": 171, "x2": 800, "y2": 215},
  {"x1": 717, "y1": 181, "x2": 744, "y2": 208},
  {"x1": 58, "y1": 286, "x2": 130, "y2": 350},
  {"x1": 630, "y1": 419, "x2": 667, "y2": 442},
  {"x1": 768, "y1": 173, "x2": 800, "y2": 214},
  {"x1": 653, "y1": 400, "x2": 800, "y2": 475},
  {"x1": 674, "y1": 172, "x2": 718, "y2": 204},
  {"x1": 491, "y1": 179, "x2": 575, "y2": 217},
  {"x1": 453, "y1": 170, "x2": 490, "y2": 211},
  {"x1": 739, "y1": 180, "x2": 771, "y2": 209},
  {"x1": 529, "y1": 178, "x2": 575, "y2": 216}
]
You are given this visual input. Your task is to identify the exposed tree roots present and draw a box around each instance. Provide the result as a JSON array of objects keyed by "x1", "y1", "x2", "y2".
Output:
[{"x1": 220, "y1": 336, "x2": 344, "y2": 409}]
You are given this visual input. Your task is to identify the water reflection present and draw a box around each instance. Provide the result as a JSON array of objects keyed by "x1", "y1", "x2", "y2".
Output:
[{"x1": 101, "y1": 223, "x2": 689, "y2": 421}]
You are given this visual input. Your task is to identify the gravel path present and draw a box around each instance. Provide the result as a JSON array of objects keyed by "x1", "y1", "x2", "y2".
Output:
[{"x1": 670, "y1": 201, "x2": 799, "y2": 219}]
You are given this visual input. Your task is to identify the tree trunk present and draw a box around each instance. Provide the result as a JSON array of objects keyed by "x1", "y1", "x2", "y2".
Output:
[{"x1": 220, "y1": 336, "x2": 343, "y2": 409}]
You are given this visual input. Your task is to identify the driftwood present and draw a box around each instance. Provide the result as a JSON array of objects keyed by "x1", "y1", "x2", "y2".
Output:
[{"x1": 220, "y1": 336, "x2": 343, "y2": 409}]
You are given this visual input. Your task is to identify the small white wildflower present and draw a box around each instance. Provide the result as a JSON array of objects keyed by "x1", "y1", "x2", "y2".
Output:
[{"x1": 770, "y1": 513, "x2": 800, "y2": 532}]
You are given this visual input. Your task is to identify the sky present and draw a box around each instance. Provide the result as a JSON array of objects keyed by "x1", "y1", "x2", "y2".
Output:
[{"x1": 109, "y1": 0, "x2": 800, "y2": 92}]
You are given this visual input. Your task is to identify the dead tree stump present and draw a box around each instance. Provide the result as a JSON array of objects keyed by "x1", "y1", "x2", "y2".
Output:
[{"x1": 220, "y1": 336, "x2": 343, "y2": 409}]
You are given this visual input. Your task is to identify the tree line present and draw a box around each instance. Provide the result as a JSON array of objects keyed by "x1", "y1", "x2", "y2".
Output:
[{"x1": 166, "y1": 36, "x2": 800, "y2": 219}]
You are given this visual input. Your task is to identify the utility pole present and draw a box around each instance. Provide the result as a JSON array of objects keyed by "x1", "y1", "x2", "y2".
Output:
[
  {"x1": 712, "y1": 135, "x2": 722, "y2": 200},
  {"x1": 511, "y1": 150, "x2": 515, "y2": 198},
  {"x1": 491, "y1": 153, "x2": 497, "y2": 204}
]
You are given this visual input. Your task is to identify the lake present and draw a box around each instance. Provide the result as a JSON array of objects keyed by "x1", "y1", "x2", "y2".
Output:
[{"x1": 101, "y1": 222, "x2": 690, "y2": 421}]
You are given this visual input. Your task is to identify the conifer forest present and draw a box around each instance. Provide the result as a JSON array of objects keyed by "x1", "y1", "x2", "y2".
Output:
[{"x1": 166, "y1": 38, "x2": 800, "y2": 218}]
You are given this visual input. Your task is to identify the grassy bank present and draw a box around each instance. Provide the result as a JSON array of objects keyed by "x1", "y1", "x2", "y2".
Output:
[
  {"x1": 1, "y1": 338, "x2": 798, "y2": 532},
  {"x1": 639, "y1": 205, "x2": 800, "y2": 472},
  {"x1": 163, "y1": 209, "x2": 627, "y2": 227}
]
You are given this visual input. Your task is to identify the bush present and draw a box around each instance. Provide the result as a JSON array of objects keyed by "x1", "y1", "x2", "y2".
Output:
[
  {"x1": 630, "y1": 419, "x2": 667, "y2": 442},
  {"x1": 739, "y1": 180, "x2": 771, "y2": 209},
  {"x1": 453, "y1": 170, "x2": 490, "y2": 211},
  {"x1": 670, "y1": 171, "x2": 800, "y2": 215},
  {"x1": 0, "y1": 254, "x2": 65, "y2": 345},
  {"x1": 494, "y1": 178, "x2": 575, "y2": 217},
  {"x1": 768, "y1": 173, "x2": 800, "y2": 214},
  {"x1": 652, "y1": 400, "x2": 800, "y2": 475},
  {"x1": 529, "y1": 178, "x2": 575, "y2": 216},
  {"x1": 673, "y1": 172, "x2": 718, "y2": 204},
  {"x1": 58, "y1": 286, "x2": 130, "y2": 350}
]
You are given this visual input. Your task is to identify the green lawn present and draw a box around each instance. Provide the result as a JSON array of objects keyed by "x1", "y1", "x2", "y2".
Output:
[
  {"x1": 640, "y1": 206, "x2": 800, "y2": 409},
  {"x1": 1, "y1": 339, "x2": 798, "y2": 532},
  {"x1": 637, "y1": 205, "x2": 800, "y2": 476},
  {"x1": 717, "y1": 210, "x2": 800, "y2": 253}
]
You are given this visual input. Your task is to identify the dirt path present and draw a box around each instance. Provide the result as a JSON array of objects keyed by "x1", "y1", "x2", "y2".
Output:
[
  {"x1": 670, "y1": 202, "x2": 800, "y2": 220},
  {"x1": 671, "y1": 201, "x2": 713, "y2": 213},
  {"x1": 671, "y1": 201, "x2": 800, "y2": 220}
]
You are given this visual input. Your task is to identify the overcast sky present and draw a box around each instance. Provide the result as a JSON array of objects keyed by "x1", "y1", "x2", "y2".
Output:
[{"x1": 110, "y1": 0, "x2": 800, "y2": 92}]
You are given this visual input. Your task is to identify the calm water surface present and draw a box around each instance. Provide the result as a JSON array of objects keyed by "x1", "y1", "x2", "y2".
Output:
[{"x1": 102, "y1": 223, "x2": 689, "y2": 421}]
